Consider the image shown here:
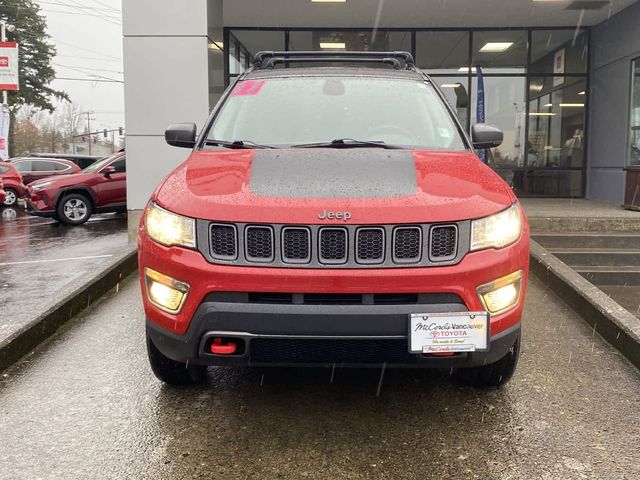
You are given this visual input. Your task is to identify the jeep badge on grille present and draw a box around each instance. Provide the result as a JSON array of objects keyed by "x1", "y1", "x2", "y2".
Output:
[{"x1": 318, "y1": 210, "x2": 352, "y2": 221}]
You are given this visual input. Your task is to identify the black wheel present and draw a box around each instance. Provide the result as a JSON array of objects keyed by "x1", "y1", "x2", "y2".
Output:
[
  {"x1": 454, "y1": 336, "x2": 521, "y2": 388},
  {"x1": 3, "y1": 188, "x2": 18, "y2": 207},
  {"x1": 57, "y1": 193, "x2": 93, "y2": 225},
  {"x1": 146, "y1": 333, "x2": 206, "y2": 385}
]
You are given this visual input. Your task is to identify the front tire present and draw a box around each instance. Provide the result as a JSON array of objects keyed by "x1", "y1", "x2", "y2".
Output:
[
  {"x1": 3, "y1": 188, "x2": 18, "y2": 207},
  {"x1": 454, "y1": 335, "x2": 521, "y2": 388},
  {"x1": 57, "y1": 193, "x2": 93, "y2": 225},
  {"x1": 146, "y1": 333, "x2": 207, "y2": 385}
]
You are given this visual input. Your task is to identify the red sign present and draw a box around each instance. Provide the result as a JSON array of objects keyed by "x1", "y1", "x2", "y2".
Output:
[{"x1": 0, "y1": 57, "x2": 8, "y2": 68}]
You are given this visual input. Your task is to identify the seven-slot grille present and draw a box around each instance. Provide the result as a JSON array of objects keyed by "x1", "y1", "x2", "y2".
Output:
[{"x1": 205, "y1": 222, "x2": 465, "y2": 268}]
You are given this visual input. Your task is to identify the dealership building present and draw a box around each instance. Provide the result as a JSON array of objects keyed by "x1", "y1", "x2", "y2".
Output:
[{"x1": 122, "y1": 0, "x2": 640, "y2": 224}]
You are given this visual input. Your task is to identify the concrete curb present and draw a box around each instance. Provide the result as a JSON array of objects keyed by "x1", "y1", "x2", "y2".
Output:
[
  {"x1": 530, "y1": 240, "x2": 640, "y2": 370},
  {"x1": 0, "y1": 246, "x2": 138, "y2": 372},
  {"x1": 528, "y1": 217, "x2": 640, "y2": 233}
]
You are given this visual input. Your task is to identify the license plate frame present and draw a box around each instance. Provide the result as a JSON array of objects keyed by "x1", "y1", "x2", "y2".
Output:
[{"x1": 408, "y1": 311, "x2": 490, "y2": 354}]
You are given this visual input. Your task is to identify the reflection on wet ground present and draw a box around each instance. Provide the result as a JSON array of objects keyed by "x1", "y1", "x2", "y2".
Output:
[
  {"x1": 0, "y1": 275, "x2": 638, "y2": 479},
  {"x1": 0, "y1": 205, "x2": 128, "y2": 342}
]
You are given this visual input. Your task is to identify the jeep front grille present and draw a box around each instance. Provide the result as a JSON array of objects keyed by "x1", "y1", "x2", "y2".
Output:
[{"x1": 199, "y1": 221, "x2": 469, "y2": 268}]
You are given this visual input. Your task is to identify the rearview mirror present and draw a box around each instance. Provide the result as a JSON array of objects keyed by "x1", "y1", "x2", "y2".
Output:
[
  {"x1": 471, "y1": 123, "x2": 503, "y2": 149},
  {"x1": 165, "y1": 123, "x2": 197, "y2": 148},
  {"x1": 102, "y1": 166, "x2": 116, "y2": 176}
]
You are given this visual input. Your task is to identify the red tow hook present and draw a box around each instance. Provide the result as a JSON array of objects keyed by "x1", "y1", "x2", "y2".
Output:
[{"x1": 210, "y1": 338, "x2": 237, "y2": 355}]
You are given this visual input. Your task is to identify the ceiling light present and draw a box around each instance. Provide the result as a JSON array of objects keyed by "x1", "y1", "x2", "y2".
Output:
[
  {"x1": 543, "y1": 103, "x2": 553, "y2": 107},
  {"x1": 559, "y1": 103, "x2": 584, "y2": 107},
  {"x1": 458, "y1": 67, "x2": 477, "y2": 73},
  {"x1": 312, "y1": 0, "x2": 347, "y2": 2},
  {"x1": 578, "y1": 90, "x2": 585, "y2": 95},
  {"x1": 529, "y1": 112, "x2": 556, "y2": 116},
  {"x1": 530, "y1": 84, "x2": 544, "y2": 92},
  {"x1": 479, "y1": 42, "x2": 514, "y2": 53},
  {"x1": 440, "y1": 83, "x2": 463, "y2": 88},
  {"x1": 320, "y1": 42, "x2": 346, "y2": 49}
]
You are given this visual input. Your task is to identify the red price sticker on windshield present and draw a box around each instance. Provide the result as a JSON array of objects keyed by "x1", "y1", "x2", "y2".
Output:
[{"x1": 231, "y1": 80, "x2": 266, "y2": 97}]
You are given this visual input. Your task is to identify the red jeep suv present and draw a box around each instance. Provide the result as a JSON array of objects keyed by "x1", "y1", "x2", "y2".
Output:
[
  {"x1": 139, "y1": 52, "x2": 529, "y2": 388},
  {"x1": 25, "y1": 151, "x2": 126, "y2": 225}
]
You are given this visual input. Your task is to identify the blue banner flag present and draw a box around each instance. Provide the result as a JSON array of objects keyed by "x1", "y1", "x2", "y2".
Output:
[{"x1": 476, "y1": 65, "x2": 486, "y2": 163}]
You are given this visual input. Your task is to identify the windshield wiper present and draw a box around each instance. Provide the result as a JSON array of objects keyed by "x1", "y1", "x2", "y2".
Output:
[
  {"x1": 204, "y1": 139, "x2": 277, "y2": 149},
  {"x1": 292, "y1": 138, "x2": 403, "y2": 149}
]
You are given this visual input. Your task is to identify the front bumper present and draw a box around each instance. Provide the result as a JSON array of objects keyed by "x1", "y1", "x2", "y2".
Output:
[
  {"x1": 139, "y1": 221, "x2": 529, "y2": 367},
  {"x1": 24, "y1": 192, "x2": 56, "y2": 217},
  {"x1": 147, "y1": 314, "x2": 521, "y2": 368}
]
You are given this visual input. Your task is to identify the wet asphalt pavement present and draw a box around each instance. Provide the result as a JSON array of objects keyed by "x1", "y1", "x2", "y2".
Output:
[
  {"x1": 0, "y1": 206, "x2": 128, "y2": 343},
  {"x1": 0, "y1": 274, "x2": 638, "y2": 480}
]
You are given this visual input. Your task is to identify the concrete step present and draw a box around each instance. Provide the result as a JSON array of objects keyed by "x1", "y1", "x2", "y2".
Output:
[
  {"x1": 532, "y1": 232, "x2": 640, "y2": 250},
  {"x1": 551, "y1": 249, "x2": 640, "y2": 267},
  {"x1": 576, "y1": 266, "x2": 640, "y2": 286}
]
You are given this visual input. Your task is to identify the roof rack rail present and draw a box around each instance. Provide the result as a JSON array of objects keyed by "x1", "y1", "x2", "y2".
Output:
[
  {"x1": 264, "y1": 56, "x2": 403, "y2": 70},
  {"x1": 252, "y1": 50, "x2": 415, "y2": 70}
]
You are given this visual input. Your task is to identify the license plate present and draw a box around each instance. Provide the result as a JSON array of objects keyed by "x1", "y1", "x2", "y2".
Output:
[{"x1": 409, "y1": 312, "x2": 489, "y2": 353}]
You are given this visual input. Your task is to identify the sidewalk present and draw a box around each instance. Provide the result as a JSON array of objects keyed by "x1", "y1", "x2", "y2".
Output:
[{"x1": 0, "y1": 208, "x2": 135, "y2": 359}]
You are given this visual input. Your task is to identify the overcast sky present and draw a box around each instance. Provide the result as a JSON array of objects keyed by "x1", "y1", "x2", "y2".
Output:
[{"x1": 38, "y1": 0, "x2": 124, "y2": 133}]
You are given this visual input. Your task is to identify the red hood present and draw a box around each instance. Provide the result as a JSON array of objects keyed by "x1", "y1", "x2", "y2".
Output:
[
  {"x1": 29, "y1": 172, "x2": 93, "y2": 188},
  {"x1": 154, "y1": 149, "x2": 516, "y2": 224}
]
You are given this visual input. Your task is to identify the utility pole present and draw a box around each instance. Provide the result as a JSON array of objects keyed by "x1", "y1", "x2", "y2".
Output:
[
  {"x1": 71, "y1": 111, "x2": 93, "y2": 154},
  {"x1": 87, "y1": 112, "x2": 92, "y2": 155},
  {"x1": 0, "y1": 20, "x2": 9, "y2": 108}
]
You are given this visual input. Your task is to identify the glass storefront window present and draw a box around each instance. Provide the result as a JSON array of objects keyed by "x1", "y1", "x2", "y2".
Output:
[
  {"x1": 288, "y1": 30, "x2": 411, "y2": 53},
  {"x1": 432, "y1": 77, "x2": 469, "y2": 130},
  {"x1": 530, "y1": 29, "x2": 587, "y2": 75},
  {"x1": 630, "y1": 58, "x2": 640, "y2": 167},
  {"x1": 416, "y1": 31, "x2": 469, "y2": 74},
  {"x1": 228, "y1": 30, "x2": 285, "y2": 76},
  {"x1": 527, "y1": 77, "x2": 586, "y2": 196},
  {"x1": 472, "y1": 30, "x2": 527, "y2": 74},
  {"x1": 527, "y1": 77, "x2": 586, "y2": 169},
  {"x1": 471, "y1": 76, "x2": 527, "y2": 184}
]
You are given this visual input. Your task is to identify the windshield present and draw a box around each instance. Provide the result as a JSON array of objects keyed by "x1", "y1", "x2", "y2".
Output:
[
  {"x1": 207, "y1": 76, "x2": 467, "y2": 150},
  {"x1": 82, "y1": 155, "x2": 116, "y2": 173}
]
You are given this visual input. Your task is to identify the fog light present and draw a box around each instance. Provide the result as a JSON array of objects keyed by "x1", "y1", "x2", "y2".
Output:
[
  {"x1": 144, "y1": 268, "x2": 189, "y2": 314},
  {"x1": 477, "y1": 271, "x2": 523, "y2": 314}
]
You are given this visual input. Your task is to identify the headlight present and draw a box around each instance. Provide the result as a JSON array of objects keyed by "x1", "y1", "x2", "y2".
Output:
[
  {"x1": 470, "y1": 203, "x2": 522, "y2": 251},
  {"x1": 145, "y1": 202, "x2": 196, "y2": 248},
  {"x1": 31, "y1": 181, "x2": 52, "y2": 190}
]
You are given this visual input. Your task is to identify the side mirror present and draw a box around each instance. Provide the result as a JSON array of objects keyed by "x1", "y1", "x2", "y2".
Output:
[
  {"x1": 102, "y1": 166, "x2": 116, "y2": 177},
  {"x1": 471, "y1": 123, "x2": 503, "y2": 149},
  {"x1": 165, "y1": 123, "x2": 197, "y2": 148}
]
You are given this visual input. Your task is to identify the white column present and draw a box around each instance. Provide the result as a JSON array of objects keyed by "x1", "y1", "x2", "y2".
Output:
[{"x1": 123, "y1": 0, "x2": 212, "y2": 217}]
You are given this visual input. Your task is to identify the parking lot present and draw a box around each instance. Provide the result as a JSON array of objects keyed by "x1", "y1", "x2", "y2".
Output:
[
  {"x1": 0, "y1": 273, "x2": 638, "y2": 479},
  {"x1": 0, "y1": 206, "x2": 128, "y2": 344}
]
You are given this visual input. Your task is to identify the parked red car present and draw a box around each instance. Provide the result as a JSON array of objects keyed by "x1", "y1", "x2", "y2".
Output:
[
  {"x1": 10, "y1": 157, "x2": 81, "y2": 185},
  {"x1": 138, "y1": 51, "x2": 530, "y2": 387},
  {"x1": 25, "y1": 151, "x2": 126, "y2": 225},
  {"x1": 0, "y1": 162, "x2": 26, "y2": 207},
  {"x1": 0, "y1": 179, "x2": 6, "y2": 206}
]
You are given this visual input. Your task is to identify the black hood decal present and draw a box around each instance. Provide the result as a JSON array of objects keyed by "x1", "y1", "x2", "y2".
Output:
[{"x1": 249, "y1": 149, "x2": 416, "y2": 198}]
